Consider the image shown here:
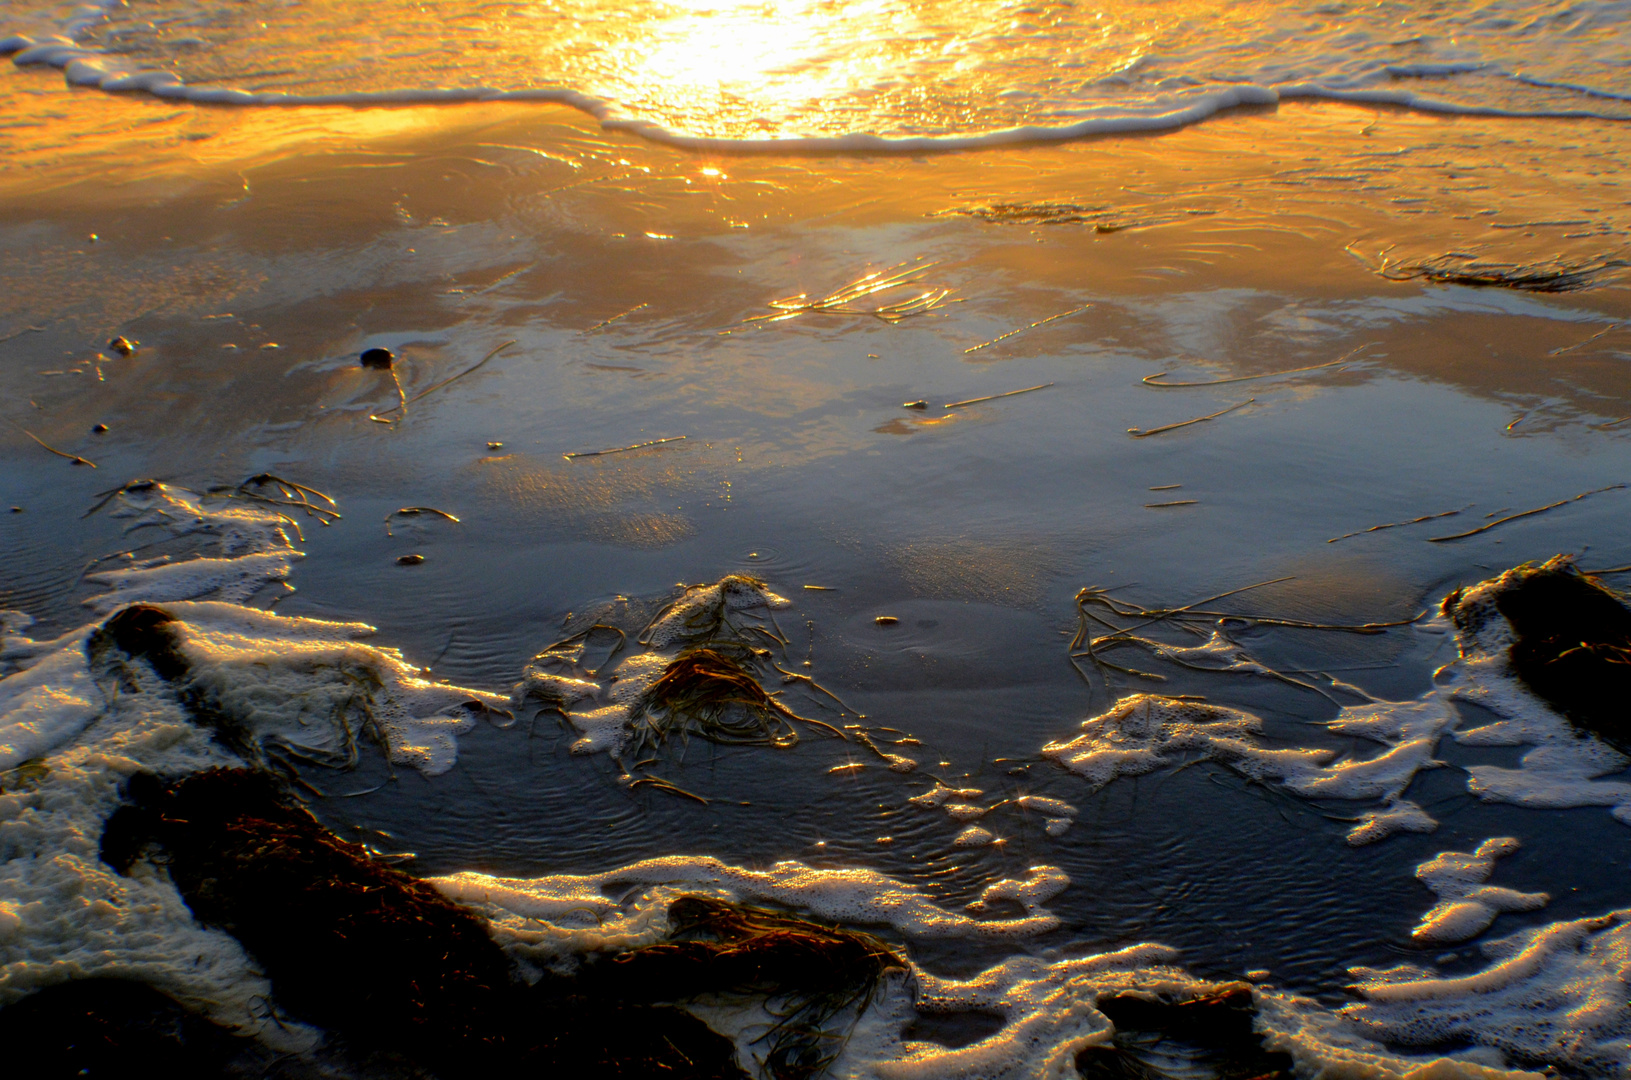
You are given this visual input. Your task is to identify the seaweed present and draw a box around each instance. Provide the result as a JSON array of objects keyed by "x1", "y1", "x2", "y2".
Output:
[
  {"x1": 943, "y1": 383, "x2": 1054, "y2": 409},
  {"x1": 1350, "y1": 245, "x2": 1622, "y2": 292},
  {"x1": 11, "y1": 423, "x2": 96, "y2": 467},
  {"x1": 0, "y1": 978, "x2": 244, "y2": 1077},
  {"x1": 565, "y1": 434, "x2": 687, "y2": 459},
  {"x1": 100, "y1": 768, "x2": 746, "y2": 1079},
  {"x1": 1428, "y1": 484, "x2": 1624, "y2": 542},
  {"x1": 1444, "y1": 557, "x2": 1631, "y2": 751},
  {"x1": 598, "y1": 895, "x2": 904, "y2": 1080},
  {"x1": 1127, "y1": 399, "x2": 1255, "y2": 438},
  {"x1": 963, "y1": 304, "x2": 1091, "y2": 354},
  {"x1": 630, "y1": 643, "x2": 845, "y2": 756},
  {"x1": 1079, "y1": 985, "x2": 1293, "y2": 1080},
  {"x1": 738, "y1": 260, "x2": 950, "y2": 328}
]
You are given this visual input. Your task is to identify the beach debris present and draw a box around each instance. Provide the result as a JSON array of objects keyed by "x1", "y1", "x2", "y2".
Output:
[
  {"x1": 1428, "y1": 484, "x2": 1625, "y2": 542},
  {"x1": 1444, "y1": 556, "x2": 1631, "y2": 751},
  {"x1": 627, "y1": 776, "x2": 711, "y2": 804},
  {"x1": 370, "y1": 340, "x2": 516, "y2": 423},
  {"x1": 1149, "y1": 484, "x2": 1182, "y2": 491},
  {"x1": 739, "y1": 259, "x2": 950, "y2": 327},
  {"x1": 583, "y1": 302, "x2": 649, "y2": 332},
  {"x1": 1349, "y1": 244, "x2": 1622, "y2": 292},
  {"x1": 99, "y1": 769, "x2": 744, "y2": 1077},
  {"x1": 487, "y1": 440, "x2": 504, "y2": 450},
  {"x1": 803, "y1": 585, "x2": 836, "y2": 591},
  {"x1": 564, "y1": 434, "x2": 687, "y2": 460},
  {"x1": 106, "y1": 335, "x2": 136, "y2": 356},
  {"x1": 963, "y1": 303, "x2": 1092, "y2": 355},
  {"x1": 902, "y1": 399, "x2": 928, "y2": 409},
  {"x1": 1328, "y1": 505, "x2": 1470, "y2": 543},
  {"x1": 853, "y1": 729, "x2": 916, "y2": 772},
  {"x1": 221, "y1": 473, "x2": 340, "y2": 525},
  {"x1": 1128, "y1": 398, "x2": 1255, "y2": 438},
  {"x1": 1142, "y1": 343, "x2": 1375, "y2": 387},
  {"x1": 874, "y1": 616, "x2": 899, "y2": 626},
  {"x1": 1409, "y1": 837, "x2": 1548, "y2": 944},
  {"x1": 359, "y1": 347, "x2": 395, "y2": 369},
  {"x1": 397, "y1": 554, "x2": 425, "y2": 565},
  {"x1": 1548, "y1": 322, "x2": 1623, "y2": 356},
  {"x1": 92, "y1": 423, "x2": 108, "y2": 434},
  {"x1": 592, "y1": 895, "x2": 903, "y2": 1077},
  {"x1": 12, "y1": 423, "x2": 95, "y2": 467},
  {"x1": 628, "y1": 644, "x2": 842, "y2": 756},
  {"x1": 943, "y1": 383, "x2": 1054, "y2": 409},
  {"x1": 384, "y1": 506, "x2": 461, "y2": 536},
  {"x1": 1145, "y1": 499, "x2": 1198, "y2": 508},
  {"x1": 1067, "y1": 577, "x2": 1422, "y2": 698}
]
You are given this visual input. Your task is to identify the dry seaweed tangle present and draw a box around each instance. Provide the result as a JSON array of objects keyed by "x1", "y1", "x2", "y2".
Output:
[
  {"x1": 1142, "y1": 343, "x2": 1375, "y2": 388},
  {"x1": 1128, "y1": 398, "x2": 1255, "y2": 438},
  {"x1": 1328, "y1": 504, "x2": 1471, "y2": 543},
  {"x1": 1429, "y1": 484, "x2": 1625, "y2": 542},
  {"x1": 370, "y1": 340, "x2": 517, "y2": 423},
  {"x1": 565, "y1": 435, "x2": 687, "y2": 460},
  {"x1": 384, "y1": 506, "x2": 461, "y2": 536},
  {"x1": 943, "y1": 383, "x2": 1054, "y2": 409},
  {"x1": 963, "y1": 304, "x2": 1091, "y2": 354},
  {"x1": 737, "y1": 259, "x2": 950, "y2": 328}
]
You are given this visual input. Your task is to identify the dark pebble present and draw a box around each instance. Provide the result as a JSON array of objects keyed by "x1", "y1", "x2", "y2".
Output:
[
  {"x1": 397, "y1": 554, "x2": 425, "y2": 565},
  {"x1": 93, "y1": 423, "x2": 109, "y2": 434},
  {"x1": 902, "y1": 400, "x2": 928, "y2": 410},
  {"x1": 360, "y1": 347, "x2": 395, "y2": 369},
  {"x1": 107, "y1": 336, "x2": 135, "y2": 357}
]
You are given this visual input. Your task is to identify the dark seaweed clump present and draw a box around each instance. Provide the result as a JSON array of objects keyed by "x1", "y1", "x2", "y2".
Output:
[
  {"x1": 594, "y1": 895, "x2": 904, "y2": 1079},
  {"x1": 1079, "y1": 985, "x2": 1293, "y2": 1080},
  {"x1": 0, "y1": 978, "x2": 241, "y2": 1078},
  {"x1": 1445, "y1": 558, "x2": 1631, "y2": 751},
  {"x1": 101, "y1": 768, "x2": 744, "y2": 1078}
]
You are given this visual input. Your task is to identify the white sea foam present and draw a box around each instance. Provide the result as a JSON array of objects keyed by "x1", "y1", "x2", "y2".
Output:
[
  {"x1": 1342, "y1": 911, "x2": 1631, "y2": 1076},
  {"x1": 431, "y1": 857, "x2": 1072, "y2": 964},
  {"x1": 1409, "y1": 838, "x2": 1549, "y2": 944},
  {"x1": 6, "y1": 0, "x2": 1631, "y2": 150},
  {"x1": 0, "y1": 478, "x2": 509, "y2": 1039}
]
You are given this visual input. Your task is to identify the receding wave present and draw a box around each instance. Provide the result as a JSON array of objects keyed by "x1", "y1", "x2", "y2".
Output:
[{"x1": 6, "y1": 0, "x2": 1631, "y2": 151}]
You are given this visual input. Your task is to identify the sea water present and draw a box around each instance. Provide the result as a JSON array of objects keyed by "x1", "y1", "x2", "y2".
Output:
[{"x1": 3, "y1": 0, "x2": 1631, "y2": 1077}]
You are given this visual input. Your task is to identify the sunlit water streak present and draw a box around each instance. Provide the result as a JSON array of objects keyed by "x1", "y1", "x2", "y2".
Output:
[{"x1": 5, "y1": 0, "x2": 1631, "y2": 145}]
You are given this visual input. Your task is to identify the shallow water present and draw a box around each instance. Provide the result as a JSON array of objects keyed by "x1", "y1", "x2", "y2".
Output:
[{"x1": 3, "y1": 3, "x2": 1631, "y2": 1074}]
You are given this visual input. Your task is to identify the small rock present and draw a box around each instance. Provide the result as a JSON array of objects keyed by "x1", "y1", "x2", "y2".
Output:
[
  {"x1": 92, "y1": 424, "x2": 109, "y2": 434},
  {"x1": 9, "y1": 507, "x2": 21, "y2": 513},
  {"x1": 396, "y1": 554, "x2": 425, "y2": 566},
  {"x1": 486, "y1": 441, "x2": 503, "y2": 451},
  {"x1": 874, "y1": 616, "x2": 899, "y2": 626},
  {"x1": 360, "y1": 347, "x2": 395, "y2": 369},
  {"x1": 107, "y1": 336, "x2": 136, "y2": 357},
  {"x1": 260, "y1": 342, "x2": 280, "y2": 350},
  {"x1": 902, "y1": 400, "x2": 928, "y2": 410}
]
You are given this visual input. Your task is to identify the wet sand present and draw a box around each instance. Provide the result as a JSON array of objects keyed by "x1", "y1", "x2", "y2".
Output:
[{"x1": 4, "y1": 58, "x2": 1631, "y2": 1004}]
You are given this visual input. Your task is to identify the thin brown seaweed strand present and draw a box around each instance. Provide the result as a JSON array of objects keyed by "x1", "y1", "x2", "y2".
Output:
[
  {"x1": 1142, "y1": 343, "x2": 1375, "y2": 388},
  {"x1": 1128, "y1": 398, "x2": 1255, "y2": 438},
  {"x1": 1428, "y1": 484, "x2": 1627, "y2": 542}
]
